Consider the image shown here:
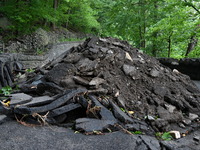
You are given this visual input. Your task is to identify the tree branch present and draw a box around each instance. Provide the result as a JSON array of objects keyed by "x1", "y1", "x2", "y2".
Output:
[{"x1": 184, "y1": 0, "x2": 200, "y2": 14}]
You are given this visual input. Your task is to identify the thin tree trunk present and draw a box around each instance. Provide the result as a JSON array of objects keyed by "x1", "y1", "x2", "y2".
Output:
[
  {"x1": 152, "y1": 1, "x2": 158, "y2": 57},
  {"x1": 52, "y1": 0, "x2": 59, "y2": 29},
  {"x1": 167, "y1": 32, "x2": 173, "y2": 58}
]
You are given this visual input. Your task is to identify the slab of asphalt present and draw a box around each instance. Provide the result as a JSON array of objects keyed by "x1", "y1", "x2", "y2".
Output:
[
  {"x1": 193, "y1": 80, "x2": 200, "y2": 90},
  {"x1": 0, "y1": 119, "x2": 159, "y2": 150}
]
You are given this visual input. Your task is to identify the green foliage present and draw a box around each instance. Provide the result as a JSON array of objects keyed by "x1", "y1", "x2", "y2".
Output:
[
  {"x1": 98, "y1": 0, "x2": 200, "y2": 58},
  {"x1": 67, "y1": 0, "x2": 100, "y2": 33},
  {"x1": 0, "y1": 0, "x2": 199, "y2": 58},
  {"x1": 131, "y1": 131, "x2": 143, "y2": 134},
  {"x1": 0, "y1": 0, "x2": 100, "y2": 36},
  {"x1": 59, "y1": 37, "x2": 86, "y2": 42},
  {"x1": 26, "y1": 68, "x2": 35, "y2": 73},
  {"x1": 0, "y1": 86, "x2": 12, "y2": 96},
  {"x1": 156, "y1": 132, "x2": 173, "y2": 141},
  {"x1": 120, "y1": 107, "x2": 125, "y2": 112}
]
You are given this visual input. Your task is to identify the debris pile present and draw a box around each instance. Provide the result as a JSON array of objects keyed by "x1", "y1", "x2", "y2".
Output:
[{"x1": 0, "y1": 37, "x2": 200, "y2": 136}]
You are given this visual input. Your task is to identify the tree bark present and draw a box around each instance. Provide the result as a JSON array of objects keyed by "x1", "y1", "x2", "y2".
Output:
[
  {"x1": 52, "y1": 0, "x2": 59, "y2": 29},
  {"x1": 167, "y1": 32, "x2": 173, "y2": 58},
  {"x1": 185, "y1": 35, "x2": 198, "y2": 57}
]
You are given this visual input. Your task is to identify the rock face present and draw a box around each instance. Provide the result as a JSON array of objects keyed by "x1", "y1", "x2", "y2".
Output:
[
  {"x1": 0, "y1": 37, "x2": 200, "y2": 149},
  {"x1": 1, "y1": 28, "x2": 91, "y2": 54}
]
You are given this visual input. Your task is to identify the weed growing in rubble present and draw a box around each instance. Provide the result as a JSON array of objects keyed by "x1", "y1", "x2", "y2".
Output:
[
  {"x1": 0, "y1": 86, "x2": 12, "y2": 96},
  {"x1": 156, "y1": 132, "x2": 173, "y2": 141},
  {"x1": 131, "y1": 131, "x2": 143, "y2": 135},
  {"x1": 26, "y1": 68, "x2": 35, "y2": 73}
]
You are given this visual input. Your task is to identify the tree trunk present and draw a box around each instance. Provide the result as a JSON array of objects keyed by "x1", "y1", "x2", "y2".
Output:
[
  {"x1": 185, "y1": 35, "x2": 198, "y2": 57},
  {"x1": 52, "y1": 0, "x2": 59, "y2": 29},
  {"x1": 138, "y1": 0, "x2": 146, "y2": 49},
  {"x1": 167, "y1": 32, "x2": 173, "y2": 58},
  {"x1": 151, "y1": 1, "x2": 158, "y2": 57}
]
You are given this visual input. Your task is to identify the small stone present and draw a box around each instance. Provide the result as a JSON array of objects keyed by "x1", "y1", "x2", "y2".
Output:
[
  {"x1": 89, "y1": 48, "x2": 98, "y2": 53},
  {"x1": 189, "y1": 113, "x2": 198, "y2": 121},
  {"x1": 146, "y1": 115, "x2": 155, "y2": 121},
  {"x1": 107, "y1": 50, "x2": 113, "y2": 54},
  {"x1": 182, "y1": 119, "x2": 192, "y2": 125},
  {"x1": 73, "y1": 76, "x2": 89, "y2": 86},
  {"x1": 123, "y1": 64, "x2": 136, "y2": 76},
  {"x1": 193, "y1": 136, "x2": 200, "y2": 142},
  {"x1": 125, "y1": 52, "x2": 133, "y2": 61},
  {"x1": 150, "y1": 69, "x2": 160, "y2": 77},
  {"x1": 169, "y1": 131, "x2": 181, "y2": 139},
  {"x1": 165, "y1": 104, "x2": 176, "y2": 113},
  {"x1": 179, "y1": 123, "x2": 185, "y2": 128},
  {"x1": 89, "y1": 77, "x2": 106, "y2": 87},
  {"x1": 173, "y1": 69, "x2": 180, "y2": 74}
]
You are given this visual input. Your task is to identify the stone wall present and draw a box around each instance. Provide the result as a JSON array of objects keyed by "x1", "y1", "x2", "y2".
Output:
[{"x1": 158, "y1": 58, "x2": 200, "y2": 80}]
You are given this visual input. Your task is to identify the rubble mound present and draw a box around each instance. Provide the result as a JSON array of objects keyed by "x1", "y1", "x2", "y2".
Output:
[{"x1": 1, "y1": 37, "x2": 200, "y2": 137}]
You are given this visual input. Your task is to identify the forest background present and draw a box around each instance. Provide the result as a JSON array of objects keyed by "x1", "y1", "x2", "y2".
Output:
[{"x1": 0, "y1": 0, "x2": 199, "y2": 58}]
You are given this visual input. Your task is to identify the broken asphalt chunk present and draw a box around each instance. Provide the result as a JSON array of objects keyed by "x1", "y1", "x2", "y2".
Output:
[
  {"x1": 48, "y1": 103, "x2": 81, "y2": 117},
  {"x1": 110, "y1": 100, "x2": 133, "y2": 123},
  {"x1": 88, "y1": 95, "x2": 117, "y2": 121},
  {"x1": 75, "y1": 118, "x2": 116, "y2": 132},
  {"x1": 14, "y1": 88, "x2": 87, "y2": 115},
  {"x1": 10, "y1": 93, "x2": 32, "y2": 106}
]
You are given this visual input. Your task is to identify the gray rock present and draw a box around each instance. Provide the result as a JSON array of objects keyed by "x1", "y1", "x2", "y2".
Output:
[
  {"x1": 77, "y1": 58, "x2": 98, "y2": 72},
  {"x1": 146, "y1": 115, "x2": 155, "y2": 121},
  {"x1": 165, "y1": 104, "x2": 176, "y2": 113},
  {"x1": 122, "y1": 64, "x2": 136, "y2": 76},
  {"x1": 153, "y1": 86, "x2": 169, "y2": 97},
  {"x1": 182, "y1": 119, "x2": 192, "y2": 125},
  {"x1": 75, "y1": 118, "x2": 116, "y2": 132},
  {"x1": 10, "y1": 93, "x2": 32, "y2": 105},
  {"x1": 150, "y1": 69, "x2": 160, "y2": 77},
  {"x1": 189, "y1": 113, "x2": 198, "y2": 121},
  {"x1": 60, "y1": 76, "x2": 77, "y2": 88},
  {"x1": 34, "y1": 28, "x2": 50, "y2": 47},
  {"x1": 89, "y1": 77, "x2": 106, "y2": 87},
  {"x1": 73, "y1": 76, "x2": 89, "y2": 86}
]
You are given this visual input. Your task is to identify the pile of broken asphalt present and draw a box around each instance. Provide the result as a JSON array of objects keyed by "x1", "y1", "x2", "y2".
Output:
[{"x1": 0, "y1": 37, "x2": 200, "y2": 150}]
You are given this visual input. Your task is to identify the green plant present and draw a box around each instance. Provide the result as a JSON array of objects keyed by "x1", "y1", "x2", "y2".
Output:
[
  {"x1": 156, "y1": 132, "x2": 173, "y2": 141},
  {"x1": 120, "y1": 107, "x2": 125, "y2": 112},
  {"x1": 26, "y1": 68, "x2": 35, "y2": 73},
  {"x1": 131, "y1": 131, "x2": 143, "y2": 135},
  {"x1": 36, "y1": 48, "x2": 44, "y2": 55},
  {"x1": 0, "y1": 86, "x2": 12, "y2": 95}
]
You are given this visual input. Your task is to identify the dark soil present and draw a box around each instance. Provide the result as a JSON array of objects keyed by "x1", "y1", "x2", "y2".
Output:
[
  {"x1": 17, "y1": 37, "x2": 200, "y2": 132},
  {"x1": 1, "y1": 37, "x2": 199, "y2": 148}
]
